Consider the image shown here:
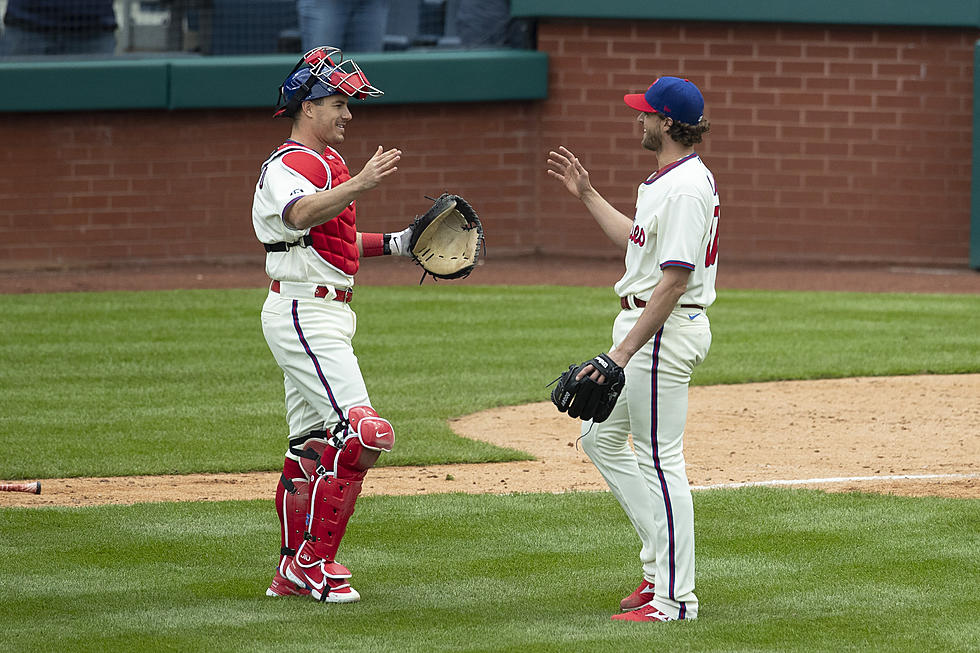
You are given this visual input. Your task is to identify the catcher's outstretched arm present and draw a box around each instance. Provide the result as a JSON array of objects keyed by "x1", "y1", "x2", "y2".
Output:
[
  {"x1": 286, "y1": 146, "x2": 401, "y2": 230},
  {"x1": 547, "y1": 146, "x2": 631, "y2": 249}
]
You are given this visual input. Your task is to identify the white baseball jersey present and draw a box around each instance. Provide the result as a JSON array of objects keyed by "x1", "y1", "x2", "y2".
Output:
[
  {"x1": 252, "y1": 141, "x2": 357, "y2": 289},
  {"x1": 615, "y1": 153, "x2": 719, "y2": 307},
  {"x1": 252, "y1": 140, "x2": 371, "y2": 440}
]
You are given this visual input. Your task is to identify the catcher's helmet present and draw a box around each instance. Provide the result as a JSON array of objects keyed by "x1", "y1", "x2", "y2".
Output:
[{"x1": 274, "y1": 46, "x2": 383, "y2": 118}]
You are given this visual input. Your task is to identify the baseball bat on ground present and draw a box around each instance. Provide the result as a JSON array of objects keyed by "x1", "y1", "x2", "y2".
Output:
[{"x1": 0, "y1": 481, "x2": 41, "y2": 494}]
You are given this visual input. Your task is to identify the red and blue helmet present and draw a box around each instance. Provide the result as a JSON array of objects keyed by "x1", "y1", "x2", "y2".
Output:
[{"x1": 274, "y1": 46, "x2": 383, "y2": 117}]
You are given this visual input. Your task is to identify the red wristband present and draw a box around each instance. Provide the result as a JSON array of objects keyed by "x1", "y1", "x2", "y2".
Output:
[{"x1": 361, "y1": 232, "x2": 385, "y2": 257}]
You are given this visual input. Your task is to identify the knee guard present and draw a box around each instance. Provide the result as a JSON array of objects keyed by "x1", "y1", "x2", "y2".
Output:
[
  {"x1": 286, "y1": 429, "x2": 331, "y2": 481},
  {"x1": 333, "y1": 405, "x2": 395, "y2": 479},
  {"x1": 294, "y1": 406, "x2": 395, "y2": 482}
]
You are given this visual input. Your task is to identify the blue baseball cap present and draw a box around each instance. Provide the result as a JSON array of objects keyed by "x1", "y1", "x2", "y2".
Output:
[{"x1": 624, "y1": 77, "x2": 704, "y2": 125}]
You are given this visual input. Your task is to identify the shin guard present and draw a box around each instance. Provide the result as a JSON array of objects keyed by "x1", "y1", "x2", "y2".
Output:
[
  {"x1": 296, "y1": 474, "x2": 363, "y2": 566},
  {"x1": 287, "y1": 474, "x2": 364, "y2": 602},
  {"x1": 268, "y1": 457, "x2": 313, "y2": 597},
  {"x1": 275, "y1": 457, "x2": 310, "y2": 571},
  {"x1": 288, "y1": 407, "x2": 394, "y2": 601}
]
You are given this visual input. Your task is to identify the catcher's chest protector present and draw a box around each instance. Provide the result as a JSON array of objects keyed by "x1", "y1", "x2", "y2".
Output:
[
  {"x1": 283, "y1": 145, "x2": 359, "y2": 275},
  {"x1": 310, "y1": 149, "x2": 359, "y2": 275}
]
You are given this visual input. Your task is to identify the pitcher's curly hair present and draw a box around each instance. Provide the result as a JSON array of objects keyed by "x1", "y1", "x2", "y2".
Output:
[{"x1": 664, "y1": 116, "x2": 711, "y2": 147}]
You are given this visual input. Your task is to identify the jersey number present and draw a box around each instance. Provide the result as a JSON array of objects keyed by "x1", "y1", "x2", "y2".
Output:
[{"x1": 704, "y1": 205, "x2": 720, "y2": 267}]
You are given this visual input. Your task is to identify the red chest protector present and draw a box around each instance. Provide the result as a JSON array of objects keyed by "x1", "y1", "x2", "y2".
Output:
[{"x1": 281, "y1": 144, "x2": 359, "y2": 276}]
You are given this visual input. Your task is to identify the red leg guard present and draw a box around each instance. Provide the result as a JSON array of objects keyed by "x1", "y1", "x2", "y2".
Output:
[
  {"x1": 302, "y1": 475, "x2": 363, "y2": 563},
  {"x1": 275, "y1": 457, "x2": 307, "y2": 567},
  {"x1": 296, "y1": 438, "x2": 330, "y2": 481},
  {"x1": 287, "y1": 475, "x2": 364, "y2": 602},
  {"x1": 284, "y1": 407, "x2": 393, "y2": 602},
  {"x1": 267, "y1": 457, "x2": 312, "y2": 597},
  {"x1": 321, "y1": 405, "x2": 395, "y2": 478}
]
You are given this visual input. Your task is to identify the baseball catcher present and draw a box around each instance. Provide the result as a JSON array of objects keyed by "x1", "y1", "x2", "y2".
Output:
[
  {"x1": 256, "y1": 45, "x2": 404, "y2": 603},
  {"x1": 550, "y1": 353, "x2": 626, "y2": 423},
  {"x1": 408, "y1": 193, "x2": 484, "y2": 281}
]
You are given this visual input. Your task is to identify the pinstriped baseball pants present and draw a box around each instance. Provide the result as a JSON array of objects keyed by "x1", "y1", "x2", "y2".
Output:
[
  {"x1": 261, "y1": 290, "x2": 372, "y2": 448},
  {"x1": 581, "y1": 306, "x2": 711, "y2": 620}
]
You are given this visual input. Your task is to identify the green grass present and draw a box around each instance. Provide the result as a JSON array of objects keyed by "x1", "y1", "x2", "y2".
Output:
[
  {"x1": 0, "y1": 287, "x2": 977, "y2": 479},
  {"x1": 0, "y1": 489, "x2": 977, "y2": 652},
  {"x1": 1, "y1": 285, "x2": 978, "y2": 652},
  {"x1": 708, "y1": 290, "x2": 980, "y2": 382}
]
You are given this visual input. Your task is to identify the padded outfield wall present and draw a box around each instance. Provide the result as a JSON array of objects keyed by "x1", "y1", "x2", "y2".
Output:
[{"x1": 0, "y1": 1, "x2": 978, "y2": 270}]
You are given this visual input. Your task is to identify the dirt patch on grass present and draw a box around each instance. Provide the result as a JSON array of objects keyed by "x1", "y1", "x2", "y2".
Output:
[
  {"x1": 2, "y1": 374, "x2": 976, "y2": 507},
  {"x1": 1, "y1": 259, "x2": 977, "y2": 507},
  {"x1": 2, "y1": 256, "x2": 980, "y2": 294}
]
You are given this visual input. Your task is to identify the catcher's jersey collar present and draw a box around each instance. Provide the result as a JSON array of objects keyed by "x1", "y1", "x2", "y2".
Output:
[
  {"x1": 280, "y1": 138, "x2": 314, "y2": 151},
  {"x1": 278, "y1": 139, "x2": 325, "y2": 156}
]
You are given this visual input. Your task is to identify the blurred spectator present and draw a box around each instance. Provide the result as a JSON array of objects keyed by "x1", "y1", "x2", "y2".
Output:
[
  {"x1": 1, "y1": 0, "x2": 117, "y2": 56},
  {"x1": 456, "y1": 0, "x2": 532, "y2": 49},
  {"x1": 160, "y1": 0, "x2": 213, "y2": 54},
  {"x1": 298, "y1": 0, "x2": 389, "y2": 53}
]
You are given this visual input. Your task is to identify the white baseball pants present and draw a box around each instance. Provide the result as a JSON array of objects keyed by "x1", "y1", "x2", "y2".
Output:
[
  {"x1": 261, "y1": 286, "x2": 371, "y2": 445},
  {"x1": 581, "y1": 306, "x2": 711, "y2": 620}
]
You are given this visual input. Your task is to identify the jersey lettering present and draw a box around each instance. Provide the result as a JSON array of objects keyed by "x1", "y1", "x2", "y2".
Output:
[{"x1": 629, "y1": 224, "x2": 646, "y2": 247}]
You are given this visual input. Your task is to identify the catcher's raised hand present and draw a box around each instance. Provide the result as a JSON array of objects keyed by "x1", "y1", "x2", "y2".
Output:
[
  {"x1": 547, "y1": 146, "x2": 594, "y2": 199},
  {"x1": 353, "y1": 145, "x2": 401, "y2": 190}
]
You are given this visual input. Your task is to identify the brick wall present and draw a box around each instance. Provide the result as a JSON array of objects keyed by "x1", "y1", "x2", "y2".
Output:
[
  {"x1": 537, "y1": 20, "x2": 978, "y2": 265},
  {"x1": 0, "y1": 19, "x2": 976, "y2": 270},
  {"x1": 0, "y1": 104, "x2": 543, "y2": 270}
]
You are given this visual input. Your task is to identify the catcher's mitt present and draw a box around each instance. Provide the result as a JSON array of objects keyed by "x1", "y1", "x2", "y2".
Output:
[
  {"x1": 408, "y1": 193, "x2": 484, "y2": 282},
  {"x1": 550, "y1": 353, "x2": 626, "y2": 423}
]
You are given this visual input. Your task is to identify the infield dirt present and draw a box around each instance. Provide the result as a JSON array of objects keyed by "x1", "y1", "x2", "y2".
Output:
[{"x1": 1, "y1": 257, "x2": 978, "y2": 507}]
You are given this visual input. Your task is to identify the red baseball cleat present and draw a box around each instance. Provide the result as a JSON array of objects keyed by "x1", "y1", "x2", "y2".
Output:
[
  {"x1": 265, "y1": 568, "x2": 311, "y2": 597},
  {"x1": 611, "y1": 602, "x2": 674, "y2": 622},
  {"x1": 620, "y1": 579, "x2": 656, "y2": 611},
  {"x1": 285, "y1": 558, "x2": 361, "y2": 603}
]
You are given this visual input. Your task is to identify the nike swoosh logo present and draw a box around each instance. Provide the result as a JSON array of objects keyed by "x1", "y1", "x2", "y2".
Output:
[
  {"x1": 687, "y1": 313, "x2": 699, "y2": 320},
  {"x1": 306, "y1": 575, "x2": 326, "y2": 590}
]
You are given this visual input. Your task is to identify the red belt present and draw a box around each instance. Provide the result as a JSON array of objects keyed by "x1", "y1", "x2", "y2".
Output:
[
  {"x1": 271, "y1": 280, "x2": 353, "y2": 303},
  {"x1": 620, "y1": 296, "x2": 703, "y2": 311}
]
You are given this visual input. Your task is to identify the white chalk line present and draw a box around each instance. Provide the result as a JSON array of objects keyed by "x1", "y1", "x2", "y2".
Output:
[{"x1": 691, "y1": 472, "x2": 978, "y2": 491}]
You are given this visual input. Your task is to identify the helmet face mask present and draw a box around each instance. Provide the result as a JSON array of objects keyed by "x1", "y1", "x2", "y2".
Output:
[{"x1": 274, "y1": 46, "x2": 383, "y2": 118}]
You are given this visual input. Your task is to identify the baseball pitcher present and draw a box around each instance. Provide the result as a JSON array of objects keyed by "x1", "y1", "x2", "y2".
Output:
[{"x1": 547, "y1": 76, "x2": 719, "y2": 622}]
